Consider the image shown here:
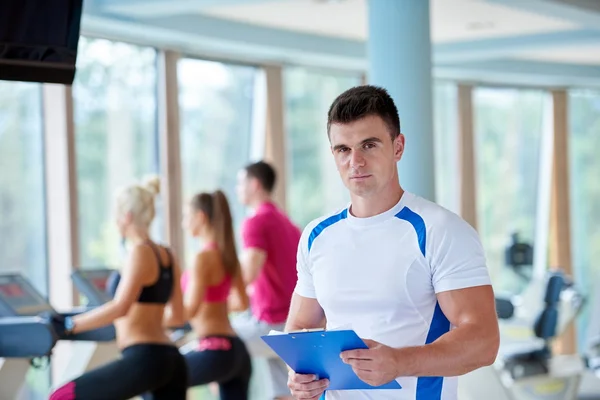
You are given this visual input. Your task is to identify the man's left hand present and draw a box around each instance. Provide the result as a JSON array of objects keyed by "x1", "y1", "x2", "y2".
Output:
[{"x1": 340, "y1": 339, "x2": 399, "y2": 387}]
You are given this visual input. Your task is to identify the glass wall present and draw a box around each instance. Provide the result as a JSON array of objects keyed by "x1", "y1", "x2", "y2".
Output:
[
  {"x1": 284, "y1": 67, "x2": 362, "y2": 229},
  {"x1": 569, "y1": 90, "x2": 600, "y2": 350},
  {"x1": 73, "y1": 37, "x2": 160, "y2": 268},
  {"x1": 473, "y1": 88, "x2": 547, "y2": 294},
  {"x1": 0, "y1": 81, "x2": 49, "y2": 398},
  {"x1": 178, "y1": 58, "x2": 257, "y2": 267},
  {"x1": 14, "y1": 27, "x2": 600, "y2": 397},
  {"x1": 0, "y1": 81, "x2": 47, "y2": 295},
  {"x1": 433, "y1": 82, "x2": 459, "y2": 214}
]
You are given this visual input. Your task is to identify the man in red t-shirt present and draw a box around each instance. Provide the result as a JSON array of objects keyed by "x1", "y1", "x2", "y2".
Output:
[{"x1": 233, "y1": 160, "x2": 300, "y2": 399}]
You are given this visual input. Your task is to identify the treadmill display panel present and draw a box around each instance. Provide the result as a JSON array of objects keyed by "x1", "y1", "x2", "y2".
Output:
[
  {"x1": 0, "y1": 274, "x2": 54, "y2": 316},
  {"x1": 72, "y1": 269, "x2": 114, "y2": 306}
]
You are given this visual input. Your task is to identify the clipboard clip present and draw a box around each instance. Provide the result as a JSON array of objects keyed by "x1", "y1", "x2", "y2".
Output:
[{"x1": 289, "y1": 328, "x2": 326, "y2": 333}]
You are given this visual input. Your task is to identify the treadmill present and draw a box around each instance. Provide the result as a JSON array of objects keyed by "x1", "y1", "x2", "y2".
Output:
[
  {"x1": 71, "y1": 268, "x2": 118, "y2": 307},
  {"x1": 0, "y1": 274, "x2": 57, "y2": 399},
  {"x1": 0, "y1": 273, "x2": 116, "y2": 395}
]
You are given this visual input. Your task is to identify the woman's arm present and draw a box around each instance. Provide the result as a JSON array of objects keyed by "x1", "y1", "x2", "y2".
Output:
[
  {"x1": 183, "y1": 252, "x2": 211, "y2": 321},
  {"x1": 228, "y1": 267, "x2": 250, "y2": 313},
  {"x1": 163, "y1": 252, "x2": 186, "y2": 328},
  {"x1": 69, "y1": 245, "x2": 151, "y2": 334}
]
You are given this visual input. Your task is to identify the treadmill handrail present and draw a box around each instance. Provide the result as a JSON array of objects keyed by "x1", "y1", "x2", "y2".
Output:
[{"x1": 0, "y1": 316, "x2": 57, "y2": 358}]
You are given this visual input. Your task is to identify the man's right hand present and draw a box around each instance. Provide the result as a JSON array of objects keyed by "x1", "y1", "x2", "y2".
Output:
[{"x1": 287, "y1": 370, "x2": 329, "y2": 399}]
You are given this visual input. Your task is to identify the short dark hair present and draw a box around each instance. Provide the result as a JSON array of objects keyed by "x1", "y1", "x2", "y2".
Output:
[
  {"x1": 327, "y1": 85, "x2": 401, "y2": 140},
  {"x1": 244, "y1": 161, "x2": 276, "y2": 193}
]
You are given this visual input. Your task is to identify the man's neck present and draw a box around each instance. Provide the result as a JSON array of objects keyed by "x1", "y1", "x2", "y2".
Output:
[
  {"x1": 350, "y1": 185, "x2": 404, "y2": 218},
  {"x1": 249, "y1": 194, "x2": 272, "y2": 211}
]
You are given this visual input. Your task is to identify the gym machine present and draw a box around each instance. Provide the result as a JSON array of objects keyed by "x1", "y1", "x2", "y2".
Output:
[
  {"x1": 71, "y1": 267, "x2": 116, "y2": 306},
  {"x1": 0, "y1": 273, "x2": 115, "y2": 398},
  {"x1": 496, "y1": 233, "x2": 584, "y2": 356},
  {"x1": 577, "y1": 286, "x2": 600, "y2": 400},
  {"x1": 459, "y1": 263, "x2": 586, "y2": 399}
]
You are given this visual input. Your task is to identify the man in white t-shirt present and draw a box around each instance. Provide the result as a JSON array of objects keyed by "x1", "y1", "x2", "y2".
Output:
[{"x1": 285, "y1": 85, "x2": 500, "y2": 400}]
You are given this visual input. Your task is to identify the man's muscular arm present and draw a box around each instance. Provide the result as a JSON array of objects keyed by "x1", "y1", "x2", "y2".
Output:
[
  {"x1": 341, "y1": 285, "x2": 499, "y2": 385},
  {"x1": 394, "y1": 285, "x2": 499, "y2": 376},
  {"x1": 387, "y1": 210, "x2": 500, "y2": 377},
  {"x1": 284, "y1": 293, "x2": 326, "y2": 332}
]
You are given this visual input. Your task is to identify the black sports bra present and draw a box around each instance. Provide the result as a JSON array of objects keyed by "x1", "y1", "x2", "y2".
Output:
[
  {"x1": 106, "y1": 241, "x2": 174, "y2": 304},
  {"x1": 139, "y1": 242, "x2": 174, "y2": 304}
]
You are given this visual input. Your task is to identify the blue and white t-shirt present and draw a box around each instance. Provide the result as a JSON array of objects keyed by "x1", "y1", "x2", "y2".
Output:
[{"x1": 294, "y1": 191, "x2": 491, "y2": 400}]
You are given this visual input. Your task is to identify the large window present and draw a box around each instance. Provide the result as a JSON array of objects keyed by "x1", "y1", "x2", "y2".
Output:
[
  {"x1": 473, "y1": 88, "x2": 547, "y2": 294},
  {"x1": 0, "y1": 81, "x2": 49, "y2": 398},
  {"x1": 284, "y1": 67, "x2": 361, "y2": 229},
  {"x1": 433, "y1": 82, "x2": 459, "y2": 214},
  {"x1": 178, "y1": 58, "x2": 257, "y2": 266},
  {"x1": 569, "y1": 90, "x2": 600, "y2": 350},
  {"x1": 73, "y1": 37, "x2": 160, "y2": 268},
  {"x1": 0, "y1": 81, "x2": 47, "y2": 294}
]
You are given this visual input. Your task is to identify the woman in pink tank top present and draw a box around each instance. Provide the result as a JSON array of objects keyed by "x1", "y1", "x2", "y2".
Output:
[{"x1": 180, "y1": 190, "x2": 252, "y2": 399}]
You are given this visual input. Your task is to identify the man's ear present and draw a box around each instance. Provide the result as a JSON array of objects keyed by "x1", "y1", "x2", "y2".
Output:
[
  {"x1": 394, "y1": 134, "x2": 405, "y2": 161},
  {"x1": 249, "y1": 177, "x2": 261, "y2": 192}
]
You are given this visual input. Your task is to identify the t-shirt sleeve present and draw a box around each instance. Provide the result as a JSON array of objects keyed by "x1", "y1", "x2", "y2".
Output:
[
  {"x1": 427, "y1": 211, "x2": 492, "y2": 294},
  {"x1": 293, "y1": 226, "x2": 317, "y2": 299},
  {"x1": 241, "y1": 216, "x2": 268, "y2": 251}
]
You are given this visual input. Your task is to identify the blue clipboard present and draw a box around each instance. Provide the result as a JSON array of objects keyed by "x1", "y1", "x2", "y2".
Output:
[{"x1": 261, "y1": 329, "x2": 401, "y2": 391}]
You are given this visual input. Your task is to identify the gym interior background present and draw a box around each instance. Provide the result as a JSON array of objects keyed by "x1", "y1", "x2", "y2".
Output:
[{"x1": 1, "y1": 0, "x2": 600, "y2": 399}]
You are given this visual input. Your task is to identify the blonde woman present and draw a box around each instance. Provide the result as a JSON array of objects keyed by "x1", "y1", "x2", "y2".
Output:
[{"x1": 49, "y1": 177, "x2": 187, "y2": 400}]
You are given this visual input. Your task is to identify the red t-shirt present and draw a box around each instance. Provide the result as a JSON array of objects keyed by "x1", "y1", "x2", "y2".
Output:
[{"x1": 241, "y1": 202, "x2": 301, "y2": 324}]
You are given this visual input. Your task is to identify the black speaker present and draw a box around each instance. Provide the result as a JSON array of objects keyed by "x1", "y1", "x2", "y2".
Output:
[{"x1": 0, "y1": 0, "x2": 83, "y2": 84}]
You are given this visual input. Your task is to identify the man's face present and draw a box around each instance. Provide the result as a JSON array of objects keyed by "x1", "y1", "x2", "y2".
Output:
[
  {"x1": 236, "y1": 169, "x2": 253, "y2": 206},
  {"x1": 329, "y1": 115, "x2": 404, "y2": 198}
]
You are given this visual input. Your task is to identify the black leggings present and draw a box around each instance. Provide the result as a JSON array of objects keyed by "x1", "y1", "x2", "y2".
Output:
[
  {"x1": 184, "y1": 335, "x2": 252, "y2": 400},
  {"x1": 49, "y1": 343, "x2": 188, "y2": 400}
]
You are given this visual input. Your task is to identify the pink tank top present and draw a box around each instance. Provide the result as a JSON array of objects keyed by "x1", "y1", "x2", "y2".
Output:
[{"x1": 180, "y1": 241, "x2": 232, "y2": 303}]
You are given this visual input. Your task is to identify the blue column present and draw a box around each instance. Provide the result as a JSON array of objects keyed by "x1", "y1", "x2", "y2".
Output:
[{"x1": 367, "y1": 0, "x2": 436, "y2": 202}]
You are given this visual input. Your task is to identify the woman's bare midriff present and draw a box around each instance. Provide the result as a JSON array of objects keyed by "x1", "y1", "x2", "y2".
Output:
[
  {"x1": 190, "y1": 302, "x2": 236, "y2": 339},
  {"x1": 115, "y1": 303, "x2": 171, "y2": 350}
]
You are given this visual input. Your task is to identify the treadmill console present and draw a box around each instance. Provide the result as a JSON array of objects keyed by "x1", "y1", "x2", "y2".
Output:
[
  {"x1": 0, "y1": 274, "x2": 54, "y2": 317},
  {"x1": 0, "y1": 273, "x2": 117, "y2": 345},
  {"x1": 71, "y1": 268, "x2": 116, "y2": 306}
]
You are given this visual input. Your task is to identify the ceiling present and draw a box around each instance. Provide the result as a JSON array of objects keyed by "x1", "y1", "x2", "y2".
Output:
[
  {"x1": 519, "y1": 43, "x2": 600, "y2": 65},
  {"x1": 195, "y1": 0, "x2": 579, "y2": 43},
  {"x1": 85, "y1": 0, "x2": 600, "y2": 85}
]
